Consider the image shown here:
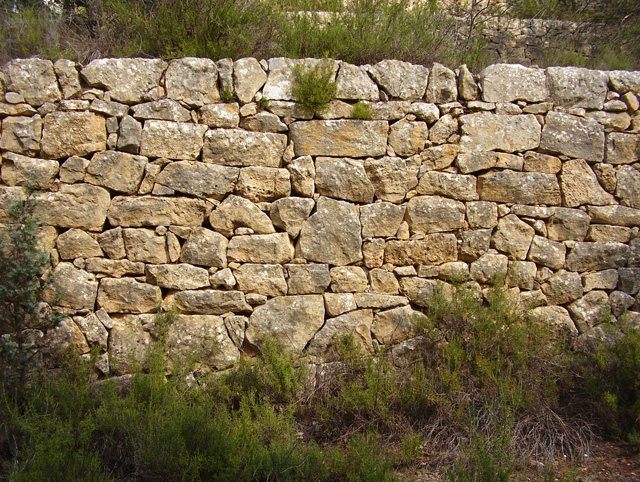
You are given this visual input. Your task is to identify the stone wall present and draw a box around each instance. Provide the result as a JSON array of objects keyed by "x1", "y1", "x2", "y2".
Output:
[{"x1": 1, "y1": 57, "x2": 639, "y2": 376}]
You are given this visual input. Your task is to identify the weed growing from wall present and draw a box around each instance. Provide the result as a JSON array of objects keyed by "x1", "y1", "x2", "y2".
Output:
[
  {"x1": 351, "y1": 101, "x2": 372, "y2": 120},
  {"x1": 291, "y1": 58, "x2": 337, "y2": 115}
]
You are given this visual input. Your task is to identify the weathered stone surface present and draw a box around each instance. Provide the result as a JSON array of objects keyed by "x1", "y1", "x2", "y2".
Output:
[
  {"x1": 297, "y1": 197, "x2": 362, "y2": 265},
  {"x1": 531, "y1": 306, "x2": 578, "y2": 340},
  {"x1": 90, "y1": 99, "x2": 128, "y2": 118},
  {"x1": 616, "y1": 165, "x2": 640, "y2": 209},
  {"x1": 323, "y1": 292, "x2": 357, "y2": 317},
  {"x1": 81, "y1": 58, "x2": 166, "y2": 104},
  {"x1": 180, "y1": 228, "x2": 228, "y2": 268},
  {"x1": 108, "y1": 196, "x2": 207, "y2": 227},
  {"x1": 330, "y1": 266, "x2": 368, "y2": 293},
  {"x1": 466, "y1": 201, "x2": 498, "y2": 229},
  {"x1": 523, "y1": 151, "x2": 562, "y2": 174},
  {"x1": 41, "y1": 112, "x2": 106, "y2": 159},
  {"x1": 145, "y1": 264, "x2": 210, "y2": 290},
  {"x1": 478, "y1": 170, "x2": 561, "y2": 205},
  {"x1": 367, "y1": 60, "x2": 428, "y2": 100},
  {"x1": 470, "y1": 253, "x2": 508, "y2": 284},
  {"x1": 541, "y1": 270, "x2": 583, "y2": 305},
  {"x1": 354, "y1": 293, "x2": 409, "y2": 309},
  {"x1": 336, "y1": 62, "x2": 379, "y2": 101},
  {"x1": 540, "y1": 112, "x2": 605, "y2": 162},
  {"x1": 617, "y1": 268, "x2": 640, "y2": 295},
  {"x1": 370, "y1": 268, "x2": 400, "y2": 294},
  {"x1": 610, "y1": 291, "x2": 636, "y2": 317},
  {"x1": 584, "y1": 270, "x2": 619, "y2": 292},
  {"x1": 364, "y1": 157, "x2": 416, "y2": 203},
  {"x1": 203, "y1": 129, "x2": 287, "y2": 167},
  {"x1": 287, "y1": 156, "x2": 315, "y2": 197},
  {"x1": 588, "y1": 205, "x2": 640, "y2": 227},
  {"x1": 122, "y1": 228, "x2": 169, "y2": 264},
  {"x1": 629, "y1": 238, "x2": 640, "y2": 268},
  {"x1": 586, "y1": 111, "x2": 631, "y2": 131},
  {"x1": 491, "y1": 214, "x2": 534, "y2": 260},
  {"x1": 429, "y1": 114, "x2": 459, "y2": 145},
  {"x1": 425, "y1": 63, "x2": 457, "y2": 103},
  {"x1": 388, "y1": 119, "x2": 428, "y2": 156},
  {"x1": 3, "y1": 59, "x2": 61, "y2": 106},
  {"x1": 84, "y1": 151, "x2": 147, "y2": 194},
  {"x1": 287, "y1": 264, "x2": 331, "y2": 295},
  {"x1": 307, "y1": 309, "x2": 374, "y2": 359},
  {"x1": 36, "y1": 184, "x2": 109, "y2": 231},
  {"x1": 560, "y1": 159, "x2": 615, "y2": 207},
  {"x1": 568, "y1": 290, "x2": 610, "y2": 333},
  {"x1": 610, "y1": 70, "x2": 640, "y2": 95},
  {"x1": 371, "y1": 305, "x2": 424, "y2": 345},
  {"x1": 385, "y1": 234, "x2": 458, "y2": 266},
  {"x1": 606, "y1": 133, "x2": 639, "y2": 165},
  {"x1": 1, "y1": 116, "x2": 42, "y2": 155},
  {"x1": 155, "y1": 161, "x2": 238, "y2": 199},
  {"x1": 566, "y1": 242, "x2": 629, "y2": 272},
  {"x1": 528, "y1": 235, "x2": 566, "y2": 270},
  {"x1": 98, "y1": 227, "x2": 125, "y2": 259},
  {"x1": 246, "y1": 295, "x2": 325, "y2": 352},
  {"x1": 116, "y1": 115, "x2": 142, "y2": 154},
  {"x1": 56, "y1": 229, "x2": 103, "y2": 260},
  {"x1": 41, "y1": 263, "x2": 98, "y2": 311},
  {"x1": 169, "y1": 290, "x2": 250, "y2": 315},
  {"x1": 225, "y1": 315, "x2": 246, "y2": 349},
  {"x1": 547, "y1": 208, "x2": 590, "y2": 241},
  {"x1": 235, "y1": 167, "x2": 291, "y2": 202},
  {"x1": 456, "y1": 151, "x2": 498, "y2": 174},
  {"x1": 228, "y1": 233, "x2": 294, "y2": 264},
  {"x1": 547, "y1": 67, "x2": 608, "y2": 109},
  {"x1": 420, "y1": 144, "x2": 459, "y2": 170},
  {"x1": 270, "y1": 197, "x2": 315, "y2": 238},
  {"x1": 363, "y1": 238, "x2": 385, "y2": 268},
  {"x1": 165, "y1": 57, "x2": 218, "y2": 107},
  {"x1": 399, "y1": 277, "x2": 443, "y2": 307},
  {"x1": 234, "y1": 57, "x2": 267, "y2": 103},
  {"x1": 131, "y1": 99, "x2": 190, "y2": 122},
  {"x1": 290, "y1": 120, "x2": 388, "y2": 158},
  {"x1": 140, "y1": 121, "x2": 207, "y2": 160},
  {"x1": 74, "y1": 313, "x2": 108, "y2": 348},
  {"x1": 315, "y1": 158, "x2": 374, "y2": 203},
  {"x1": 54, "y1": 59, "x2": 81, "y2": 99},
  {"x1": 506, "y1": 260, "x2": 537, "y2": 290},
  {"x1": 240, "y1": 112, "x2": 287, "y2": 133},
  {"x1": 108, "y1": 315, "x2": 151, "y2": 374},
  {"x1": 417, "y1": 171, "x2": 478, "y2": 201},
  {"x1": 458, "y1": 64, "x2": 479, "y2": 101},
  {"x1": 209, "y1": 195, "x2": 274, "y2": 237},
  {"x1": 1, "y1": 152, "x2": 57, "y2": 189},
  {"x1": 85, "y1": 258, "x2": 145, "y2": 278},
  {"x1": 460, "y1": 113, "x2": 541, "y2": 153},
  {"x1": 360, "y1": 202, "x2": 405, "y2": 238},
  {"x1": 199, "y1": 103, "x2": 240, "y2": 128},
  {"x1": 406, "y1": 196, "x2": 465, "y2": 234},
  {"x1": 209, "y1": 268, "x2": 236, "y2": 289},
  {"x1": 234, "y1": 264, "x2": 287, "y2": 297},
  {"x1": 479, "y1": 64, "x2": 548, "y2": 103}
]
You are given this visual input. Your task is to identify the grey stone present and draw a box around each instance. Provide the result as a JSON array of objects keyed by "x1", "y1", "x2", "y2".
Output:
[
  {"x1": 541, "y1": 270, "x2": 583, "y2": 305},
  {"x1": 354, "y1": 293, "x2": 409, "y2": 309},
  {"x1": 360, "y1": 202, "x2": 405, "y2": 238},
  {"x1": 41, "y1": 263, "x2": 98, "y2": 312},
  {"x1": 0, "y1": 115, "x2": 42, "y2": 156},
  {"x1": 180, "y1": 228, "x2": 228, "y2": 268},
  {"x1": 233, "y1": 57, "x2": 267, "y2": 103},
  {"x1": 131, "y1": 99, "x2": 190, "y2": 122},
  {"x1": 234, "y1": 264, "x2": 287, "y2": 297},
  {"x1": 528, "y1": 235, "x2": 566, "y2": 270},
  {"x1": 364, "y1": 156, "x2": 417, "y2": 203},
  {"x1": 270, "y1": 197, "x2": 315, "y2": 238},
  {"x1": 540, "y1": 112, "x2": 605, "y2": 162},
  {"x1": 209, "y1": 195, "x2": 275, "y2": 237},
  {"x1": 568, "y1": 290, "x2": 611, "y2": 333},
  {"x1": 547, "y1": 67, "x2": 608, "y2": 109},
  {"x1": 336, "y1": 62, "x2": 379, "y2": 101},
  {"x1": 618, "y1": 268, "x2": 640, "y2": 295},
  {"x1": 54, "y1": 59, "x2": 82, "y2": 99},
  {"x1": 567, "y1": 242, "x2": 630, "y2": 272},
  {"x1": 210, "y1": 268, "x2": 236, "y2": 289},
  {"x1": 507, "y1": 260, "x2": 537, "y2": 290},
  {"x1": 425, "y1": 63, "x2": 457, "y2": 103},
  {"x1": 370, "y1": 268, "x2": 400, "y2": 294},
  {"x1": 3, "y1": 59, "x2": 61, "y2": 106},
  {"x1": 235, "y1": 167, "x2": 291, "y2": 203},
  {"x1": 479, "y1": 64, "x2": 548, "y2": 103},
  {"x1": 203, "y1": 129, "x2": 287, "y2": 167},
  {"x1": 420, "y1": 144, "x2": 458, "y2": 171},
  {"x1": 398, "y1": 277, "x2": 442, "y2": 308},
  {"x1": 74, "y1": 313, "x2": 108, "y2": 349},
  {"x1": 466, "y1": 201, "x2": 498, "y2": 229},
  {"x1": 287, "y1": 264, "x2": 331, "y2": 295},
  {"x1": 90, "y1": 99, "x2": 128, "y2": 118},
  {"x1": 156, "y1": 161, "x2": 238, "y2": 199},
  {"x1": 429, "y1": 114, "x2": 458, "y2": 145},
  {"x1": 123, "y1": 228, "x2": 170, "y2": 264},
  {"x1": 388, "y1": 119, "x2": 428, "y2": 156},
  {"x1": 140, "y1": 121, "x2": 207, "y2": 160},
  {"x1": 616, "y1": 165, "x2": 640, "y2": 209},
  {"x1": 199, "y1": 103, "x2": 240, "y2": 128},
  {"x1": 367, "y1": 60, "x2": 428, "y2": 100},
  {"x1": 588, "y1": 205, "x2": 640, "y2": 227},
  {"x1": 46, "y1": 317, "x2": 89, "y2": 354},
  {"x1": 458, "y1": 64, "x2": 478, "y2": 101},
  {"x1": 117, "y1": 115, "x2": 142, "y2": 154},
  {"x1": 610, "y1": 291, "x2": 635, "y2": 317},
  {"x1": 323, "y1": 292, "x2": 357, "y2": 317},
  {"x1": 547, "y1": 208, "x2": 590, "y2": 241},
  {"x1": 287, "y1": 156, "x2": 315, "y2": 198},
  {"x1": 530, "y1": 306, "x2": 578, "y2": 341},
  {"x1": 108, "y1": 315, "x2": 151, "y2": 375},
  {"x1": 470, "y1": 253, "x2": 509, "y2": 284},
  {"x1": 371, "y1": 305, "x2": 423, "y2": 345},
  {"x1": 491, "y1": 214, "x2": 535, "y2": 260},
  {"x1": 606, "y1": 133, "x2": 639, "y2": 165},
  {"x1": 406, "y1": 196, "x2": 465, "y2": 234},
  {"x1": 240, "y1": 112, "x2": 288, "y2": 133},
  {"x1": 478, "y1": 170, "x2": 561, "y2": 205},
  {"x1": 609, "y1": 70, "x2": 640, "y2": 95},
  {"x1": 165, "y1": 57, "x2": 219, "y2": 107},
  {"x1": 460, "y1": 113, "x2": 541, "y2": 153},
  {"x1": 170, "y1": 290, "x2": 251, "y2": 315},
  {"x1": 307, "y1": 309, "x2": 374, "y2": 360}
]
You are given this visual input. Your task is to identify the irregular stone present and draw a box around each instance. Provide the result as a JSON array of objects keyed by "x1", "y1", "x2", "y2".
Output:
[
  {"x1": 246, "y1": 294, "x2": 325, "y2": 353},
  {"x1": 371, "y1": 305, "x2": 422, "y2": 345},
  {"x1": 547, "y1": 67, "x2": 608, "y2": 109},
  {"x1": 131, "y1": 99, "x2": 190, "y2": 122},
  {"x1": 470, "y1": 253, "x2": 508, "y2": 284},
  {"x1": 547, "y1": 208, "x2": 590, "y2": 241},
  {"x1": 360, "y1": 202, "x2": 405, "y2": 238},
  {"x1": 429, "y1": 114, "x2": 458, "y2": 145},
  {"x1": 54, "y1": 59, "x2": 81, "y2": 99},
  {"x1": 199, "y1": 103, "x2": 240, "y2": 128},
  {"x1": 36, "y1": 184, "x2": 109, "y2": 231},
  {"x1": 1, "y1": 115, "x2": 42, "y2": 155},
  {"x1": 324, "y1": 292, "x2": 357, "y2": 317},
  {"x1": 203, "y1": 129, "x2": 287, "y2": 167},
  {"x1": 540, "y1": 112, "x2": 605, "y2": 162},
  {"x1": 81, "y1": 58, "x2": 166, "y2": 104},
  {"x1": 228, "y1": 233, "x2": 294, "y2": 264},
  {"x1": 315, "y1": 157, "x2": 374, "y2": 203},
  {"x1": 234, "y1": 264, "x2": 287, "y2": 297},
  {"x1": 425, "y1": 63, "x2": 457, "y2": 103},
  {"x1": 541, "y1": 270, "x2": 583, "y2": 305},
  {"x1": 406, "y1": 196, "x2": 465, "y2": 234},
  {"x1": 108, "y1": 196, "x2": 207, "y2": 227},
  {"x1": 145, "y1": 264, "x2": 210, "y2": 290},
  {"x1": 0, "y1": 103, "x2": 36, "y2": 116},
  {"x1": 388, "y1": 119, "x2": 428, "y2": 156},
  {"x1": 41, "y1": 263, "x2": 98, "y2": 311},
  {"x1": 559, "y1": 158, "x2": 615, "y2": 207},
  {"x1": 363, "y1": 238, "x2": 385, "y2": 268},
  {"x1": 523, "y1": 151, "x2": 562, "y2": 174},
  {"x1": 85, "y1": 258, "x2": 145, "y2": 278},
  {"x1": 169, "y1": 290, "x2": 250, "y2": 315},
  {"x1": 84, "y1": 151, "x2": 147, "y2": 194},
  {"x1": 117, "y1": 115, "x2": 142, "y2": 154},
  {"x1": 609, "y1": 70, "x2": 640, "y2": 95},
  {"x1": 458, "y1": 64, "x2": 479, "y2": 101},
  {"x1": 420, "y1": 144, "x2": 459, "y2": 170},
  {"x1": 528, "y1": 235, "x2": 566, "y2": 270},
  {"x1": 90, "y1": 99, "x2": 128, "y2": 118},
  {"x1": 367, "y1": 60, "x2": 428, "y2": 100},
  {"x1": 568, "y1": 290, "x2": 610, "y2": 333},
  {"x1": 354, "y1": 293, "x2": 409, "y2": 309},
  {"x1": 336, "y1": 62, "x2": 379, "y2": 101},
  {"x1": 385, "y1": 234, "x2": 458, "y2": 266},
  {"x1": 479, "y1": 64, "x2": 548, "y2": 103},
  {"x1": 234, "y1": 57, "x2": 267, "y2": 104},
  {"x1": 287, "y1": 156, "x2": 315, "y2": 197},
  {"x1": 583, "y1": 270, "x2": 619, "y2": 292},
  {"x1": 606, "y1": 133, "x2": 639, "y2": 165},
  {"x1": 297, "y1": 197, "x2": 362, "y2": 265},
  {"x1": 270, "y1": 197, "x2": 315, "y2": 238},
  {"x1": 287, "y1": 264, "x2": 331, "y2": 295},
  {"x1": 417, "y1": 171, "x2": 478, "y2": 201},
  {"x1": 629, "y1": 238, "x2": 640, "y2": 268},
  {"x1": 370, "y1": 268, "x2": 400, "y2": 294},
  {"x1": 364, "y1": 156, "x2": 416, "y2": 203},
  {"x1": 217, "y1": 58, "x2": 233, "y2": 92},
  {"x1": 477, "y1": 170, "x2": 561, "y2": 205},
  {"x1": 587, "y1": 224, "x2": 630, "y2": 244},
  {"x1": 165, "y1": 57, "x2": 218, "y2": 107},
  {"x1": 155, "y1": 161, "x2": 238, "y2": 199},
  {"x1": 455, "y1": 151, "x2": 498, "y2": 174},
  {"x1": 618, "y1": 268, "x2": 640, "y2": 295},
  {"x1": 235, "y1": 167, "x2": 291, "y2": 202},
  {"x1": 491, "y1": 214, "x2": 534, "y2": 260},
  {"x1": 140, "y1": 120, "x2": 207, "y2": 160},
  {"x1": 530, "y1": 306, "x2": 578, "y2": 340},
  {"x1": 616, "y1": 165, "x2": 640, "y2": 209},
  {"x1": 240, "y1": 112, "x2": 288, "y2": 133},
  {"x1": 307, "y1": 309, "x2": 374, "y2": 359},
  {"x1": 123, "y1": 228, "x2": 169, "y2": 264},
  {"x1": 588, "y1": 205, "x2": 640, "y2": 227},
  {"x1": 56, "y1": 229, "x2": 102, "y2": 260},
  {"x1": 3, "y1": 59, "x2": 61, "y2": 106},
  {"x1": 466, "y1": 201, "x2": 498, "y2": 229},
  {"x1": 290, "y1": 120, "x2": 388, "y2": 157},
  {"x1": 41, "y1": 112, "x2": 106, "y2": 159},
  {"x1": 98, "y1": 227, "x2": 125, "y2": 260},
  {"x1": 46, "y1": 317, "x2": 89, "y2": 354},
  {"x1": 399, "y1": 277, "x2": 442, "y2": 307},
  {"x1": 1, "y1": 152, "x2": 57, "y2": 189},
  {"x1": 459, "y1": 113, "x2": 541, "y2": 153},
  {"x1": 210, "y1": 268, "x2": 236, "y2": 289},
  {"x1": 179, "y1": 228, "x2": 228, "y2": 268},
  {"x1": 329, "y1": 266, "x2": 368, "y2": 293},
  {"x1": 74, "y1": 313, "x2": 108, "y2": 348},
  {"x1": 610, "y1": 291, "x2": 635, "y2": 317},
  {"x1": 566, "y1": 242, "x2": 630, "y2": 272},
  {"x1": 368, "y1": 101, "x2": 411, "y2": 120},
  {"x1": 108, "y1": 315, "x2": 151, "y2": 374},
  {"x1": 506, "y1": 260, "x2": 537, "y2": 290},
  {"x1": 225, "y1": 315, "x2": 246, "y2": 349},
  {"x1": 586, "y1": 111, "x2": 631, "y2": 131},
  {"x1": 209, "y1": 195, "x2": 274, "y2": 237}
]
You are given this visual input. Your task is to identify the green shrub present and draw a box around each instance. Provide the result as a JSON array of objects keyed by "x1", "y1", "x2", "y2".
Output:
[
  {"x1": 291, "y1": 58, "x2": 337, "y2": 115},
  {"x1": 351, "y1": 101, "x2": 372, "y2": 120}
]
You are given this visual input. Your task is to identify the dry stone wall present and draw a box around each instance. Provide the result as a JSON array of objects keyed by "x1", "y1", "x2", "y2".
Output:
[{"x1": 1, "y1": 57, "x2": 640, "y2": 376}]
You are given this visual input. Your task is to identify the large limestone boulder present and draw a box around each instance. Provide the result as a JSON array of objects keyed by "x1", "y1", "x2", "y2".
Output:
[
  {"x1": 169, "y1": 290, "x2": 251, "y2": 315},
  {"x1": 566, "y1": 242, "x2": 630, "y2": 272},
  {"x1": 297, "y1": 197, "x2": 362, "y2": 265},
  {"x1": 306, "y1": 309, "x2": 374, "y2": 360},
  {"x1": 3, "y1": 59, "x2": 61, "y2": 106},
  {"x1": 286, "y1": 264, "x2": 331, "y2": 295},
  {"x1": 122, "y1": 228, "x2": 170, "y2": 264},
  {"x1": 289, "y1": 120, "x2": 388, "y2": 157},
  {"x1": 385, "y1": 234, "x2": 458, "y2": 266},
  {"x1": 1, "y1": 152, "x2": 58, "y2": 189},
  {"x1": 233, "y1": 57, "x2": 267, "y2": 103},
  {"x1": 227, "y1": 233, "x2": 294, "y2": 264},
  {"x1": 425, "y1": 63, "x2": 457, "y2": 104},
  {"x1": 155, "y1": 161, "x2": 238, "y2": 199},
  {"x1": 469, "y1": 253, "x2": 508, "y2": 284},
  {"x1": 479, "y1": 64, "x2": 548, "y2": 103},
  {"x1": 56, "y1": 229, "x2": 103, "y2": 260},
  {"x1": 530, "y1": 306, "x2": 578, "y2": 341},
  {"x1": 145, "y1": 264, "x2": 210, "y2": 290},
  {"x1": 36, "y1": 184, "x2": 110, "y2": 231},
  {"x1": 108, "y1": 196, "x2": 207, "y2": 227},
  {"x1": 131, "y1": 99, "x2": 190, "y2": 122},
  {"x1": 315, "y1": 157, "x2": 374, "y2": 203},
  {"x1": 559, "y1": 159, "x2": 615, "y2": 207},
  {"x1": 547, "y1": 67, "x2": 608, "y2": 109},
  {"x1": 140, "y1": 121, "x2": 207, "y2": 160},
  {"x1": 528, "y1": 236, "x2": 566, "y2": 270},
  {"x1": 41, "y1": 262, "x2": 98, "y2": 312},
  {"x1": 406, "y1": 196, "x2": 465, "y2": 234},
  {"x1": 41, "y1": 112, "x2": 106, "y2": 159},
  {"x1": 270, "y1": 197, "x2": 315, "y2": 238},
  {"x1": 81, "y1": 58, "x2": 167, "y2": 104},
  {"x1": 364, "y1": 157, "x2": 417, "y2": 203},
  {"x1": 235, "y1": 167, "x2": 291, "y2": 202},
  {"x1": 179, "y1": 228, "x2": 228, "y2": 268},
  {"x1": 203, "y1": 129, "x2": 287, "y2": 167},
  {"x1": 491, "y1": 214, "x2": 535, "y2": 260},
  {"x1": 616, "y1": 165, "x2": 640, "y2": 209},
  {"x1": 360, "y1": 202, "x2": 405, "y2": 238},
  {"x1": 245, "y1": 295, "x2": 325, "y2": 353},
  {"x1": 234, "y1": 264, "x2": 287, "y2": 297},
  {"x1": 165, "y1": 57, "x2": 219, "y2": 107},
  {"x1": 478, "y1": 170, "x2": 561, "y2": 205},
  {"x1": 540, "y1": 112, "x2": 605, "y2": 162},
  {"x1": 367, "y1": 60, "x2": 428, "y2": 100},
  {"x1": 97, "y1": 278, "x2": 161, "y2": 313},
  {"x1": 459, "y1": 113, "x2": 541, "y2": 153},
  {"x1": 541, "y1": 270, "x2": 583, "y2": 305},
  {"x1": 108, "y1": 315, "x2": 151, "y2": 375},
  {"x1": 417, "y1": 171, "x2": 478, "y2": 201},
  {"x1": 547, "y1": 208, "x2": 590, "y2": 241},
  {"x1": 117, "y1": 115, "x2": 143, "y2": 154},
  {"x1": 1, "y1": 116, "x2": 42, "y2": 156},
  {"x1": 209, "y1": 195, "x2": 275, "y2": 237},
  {"x1": 85, "y1": 151, "x2": 147, "y2": 194},
  {"x1": 335, "y1": 62, "x2": 379, "y2": 101}
]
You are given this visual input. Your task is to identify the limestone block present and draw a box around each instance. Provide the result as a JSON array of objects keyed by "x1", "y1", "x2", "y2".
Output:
[
  {"x1": 3, "y1": 59, "x2": 61, "y2": 106},
  {"x1": 398, "y1": 277, "x2": 441, "y2": 308},
  {"x1": 506, "y1": 260, "x2": 537, "y2": 290},
  {"x1": 406, "y1": 196, "x2": 465, "y2": 234},
  {"x1": 429, "y1": 114, "x2": 458, "y2": 145},
  {"x1": 287, "y1": 264, "x2": 331, "y2": 295},
  {"x1": 385, "y1": 234, "x2": 458, "y2": 266},
  {"x1": 85, "y1": 258, "x2": 145, "y2": 278},
  {"x1": 470, "y1": 253, "x2": 508, "y2": 285},
  {"x1": 209, "y1": 195, "x2": 274, "y2": 237},
  {"x1": 225, "y1": 315, "x2": 246, "y2": 349},
  {"x1": 297, "y1": 197, "x2": 362, "y2": 265},
  {"x1": 145, "y1": 264, "x2": 210, "y2": 290},
  {"x1": 108, "y1": 315, "x2": 151, "y2": 374},
  {"x1": 36, "y1": 184, "x2": 110, "y2": 231},
  {"x1": 210, "y1": 268, "x2": 236, "y2": 289},
  {"x1": 371, "y1": 305, "x2": 422, "y2": 345},
  {"x1": 523, "y1": 151, "x2": 562, "y2": 174},
  {"x1": 235, "y1": 167, "x2": 291, "y2": 202},
  {"x1": 491, "y1": 214, "x2": 534, "y2": 260},
  {"x1": 56, "y1": 229, "x2": 103, "y2": 260},
  {"x1": 270, "y1": 197, "x2": 315, "y2": 238},
  {"x1": 203, "y1": 129, "x2": 287, "y2": 167},
  {"x1": 90, "y1": 99, "x2": 128, "y2": 118},
  {"x1": 84, "y1": 151, "x2": 147, "y2": 194},
  {"x1": 478, "y1": 170, "x2": 561, "y2": 205},
  {"x1": 617, "y1": 268, "x2": 640, "y2": 295},
  {"x1": 41, "y1": 112, "x2": 106, "y2": 159},
  {"x1": 1, "y1": 115, "x2": 42, "y2": 155},
  {"x1": 629, "y1": 238, "x2": 640, "y2": 268},
  {"x1": 606, "y1": 133, "x2": 639, "y2": 165},
  {"x1": 547, "y1": 67, "x2": 608, "y2": 109},
  {"x1": 583, "y1": 270, "x2": 619, "y2": 292},
  {"x1": 541, "y1": 269, "x2": 583, "y2": 305},
  {"x1": 425, "y1": 63, "x2": 457, "y2": 103},
  {"x1": 140, "y1": 120, "x2": 207, "y2": 160},
  {"x1": 165, "y1": 57, "x2": 219, "y2": 107},
  {"x1": 364, "y1": 156, "x2": 417, "y2": 203},
  {"x1": 169, "y1": 290, "x2": 251, "y2": 315},
  {"x1": 117, "y1": 115, "x2": 142, "y2": 154},
  {"x1": 560, "y1": 159, "x2": 614, "y2": 207},
  {"x1": 456, "y1": 151, "x2": 499, "y2": 174},
  {"x1": 199, "y1": 103, "x2": 240, "y2": 128},
  {"x1": 131, "y1": 99, "x2": 191, "y2": 122},
  {"x1": 1, "y1": 152, "x2": 57, "y2": 189},
  {"x1": 531, "y1": 306, "x2": 578, "y2": 340},
  {"x1": 417, "y1": 171, "x2": 478, "y2": 201},
  {"x1": 46, "y1": 317, "x2": 89, "y2": 354},
  {"x1": 566, "y1": 242, "x2": 630, "y2": 272},
  {"x1": 360, "y1": 202, "x2": 405, "y2": 238},
  {"x1": 180, "y1": 228, "x2": 228, "y2": 268},
  {"x1": 98, "y1": 227, "x2": 126, "y2": 260},
  {"x1": 367, "y1": 60, "x2": 428, "y2": 100},
  {"x1": 307, "y1": 309, "x2": 374, "y2": 360},
  {"x1": 123, "y1": 228, "x2": 169, "y2": 264},
  {"x1": 459, "y1": 113, "x2": 541, "y2": 153},
  {"x1": 41, "y1": 262, "x2": 98, "y2": 311},
  {"x1": 108, "y1": 196, "x2": 207, "y2": 227},
  {"x1": 363, "y1": 238, "x2": 385, "y2": 268},
  {"x1": 335, "y1": 62, "x2": 379, "y2": 101},
  {"x1": 528, "y1": 235, "x2": 566, "y2": 270},
  {"x1": 246, "y1": 295, "x2": 325, "y2": 353},
  {"x1": 588, "y1": 205, "x2": 640, "y2": 227},
  {"x1": 569, "y1": 291, "x2": 610, "y2": 333},
  {"x1": 234, "y1": 264, "x2": 287, "y2": 297},
  {"x1": 616, "y1": 165, "x2": 640, "y2": 209},
  {"x1": 370, "y1": 269, "x2": 400, "y2": 294},
  {"x1": 156, "y1": 161, "x2": 238, "y2": 199},
  {"x1": 388, "y1": 119, "x2": 428, "y2": 157},
  {"x1": 610, "y1": 291, "x2": 636, "y2": 317},
  {"x1": 59, "y1": 156, "x2": 89, "y2": 184},
  {"x1": 354, "y1": 293, "x2": 409, "y2": 310},
  {"x1": 420, "y1": 144, "x2": 459, "y2": 170},
  {"x1": 330, "y1": 266, "x2": 368, "y2": 293},
  {"x1": 547, "y1": 208, "x2": 590, "y2": 241},
  {"x1": 466, "y1": 201, "x2": 498, "y2": 229},
  {"x1": 586, "y1": 111, "x2": 631, "y2": 131},
  {"x1": 290, "y1": 120, "x2": 388, "y2": 157},
  {"x1": 479, "y1": 64, "x2": 548, "y2": 103},
  {"x1": 610, "y1": 71, "x2": 640, "y2": 95},
  {"x1": 234, "y1": 57, "x2": 267, "y2": 103},
  {"x1": 54, "y1": 59, "x2": 81, "y2": 99},
  {"x1": 81, "y1": 58, "x2": 166, "y2": 104},
  {"x1": 240, "y1": 112, "x2": 288, "y2": 133},
  {"x1": 540, "y1": 112, "x2": 605, "y2": 162},
  {"x1": 227, "y1": 233, "x2": 294, "y2": 264},
  {"x1": 315, "y1": 157, "x2": 374, "y2": 203},
  {"x1": 74, "y1": 313, "x2": 108, "y2": 349},
  {"x1": 458, "y1": 64, "x2": 479, "y2": 101},
  {"x1": 287, "y1": 156, "x2": 315, "y2": 197},
  {"x1": 323, "y1": 293, "x2": 357, "y2": 317}
]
